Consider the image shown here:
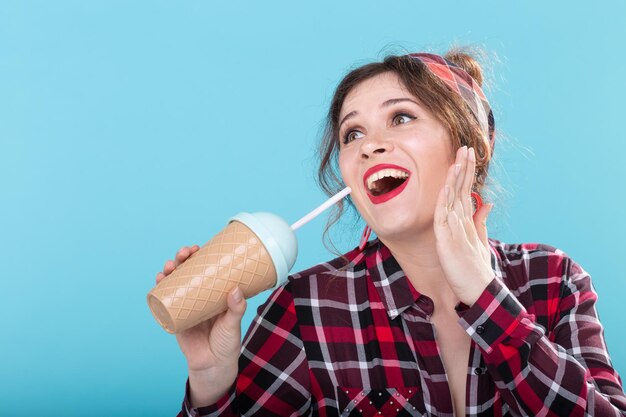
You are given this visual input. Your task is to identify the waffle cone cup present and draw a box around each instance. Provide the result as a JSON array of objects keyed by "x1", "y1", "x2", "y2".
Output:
[{"x1": 147, "y1": 220, "x2": 277, "y2": 333}]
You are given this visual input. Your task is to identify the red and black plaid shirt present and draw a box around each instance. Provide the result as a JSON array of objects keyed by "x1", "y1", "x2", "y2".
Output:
[{"x1": 179, "y1": 237, "x2": 626, "y2": 416}]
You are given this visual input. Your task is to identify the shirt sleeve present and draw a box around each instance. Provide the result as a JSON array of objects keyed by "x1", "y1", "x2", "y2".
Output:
[
  {"x1": 457, "y1": 256, "x2": 626, "y2": 416},
  {"x1": 179, "y1": 279, "x2": 312, "y2": 417}
]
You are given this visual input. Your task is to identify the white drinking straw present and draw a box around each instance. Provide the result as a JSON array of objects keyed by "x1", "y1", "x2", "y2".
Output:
[{"x1": 290, "y1": 186, "x2": 352, "y2": 231}]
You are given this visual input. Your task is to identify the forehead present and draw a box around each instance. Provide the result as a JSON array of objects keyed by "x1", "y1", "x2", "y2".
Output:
[{"x1": 340, "y1": 72, "x2": 414, "y2": 117}]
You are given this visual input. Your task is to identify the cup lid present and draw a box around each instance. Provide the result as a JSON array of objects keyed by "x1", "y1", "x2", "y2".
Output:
[{"x1": 228, "y1": 212, "x2": 297, "y2": 288}]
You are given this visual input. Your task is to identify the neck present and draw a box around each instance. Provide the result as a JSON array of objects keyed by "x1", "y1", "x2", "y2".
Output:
[{"x1": 379, "y1": 227, "x2": 459, "y2": 308}]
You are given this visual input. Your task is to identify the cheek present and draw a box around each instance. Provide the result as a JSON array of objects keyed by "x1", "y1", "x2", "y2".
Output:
[
  {"x1": 414, "y1": 155, "x2": 450, "y2": 197},
  {"x1": 337, "y1": 151, "x2": 351, "y2": 182}
]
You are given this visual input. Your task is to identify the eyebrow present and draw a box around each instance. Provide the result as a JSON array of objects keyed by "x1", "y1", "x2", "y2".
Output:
[{"x1": 338, "y1": 98, "x2": 420, "y2": 131}]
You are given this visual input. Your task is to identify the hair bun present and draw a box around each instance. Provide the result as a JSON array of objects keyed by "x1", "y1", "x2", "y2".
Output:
[{"x1": 444, "y1": 47, "x2": 484, "y2": 87}]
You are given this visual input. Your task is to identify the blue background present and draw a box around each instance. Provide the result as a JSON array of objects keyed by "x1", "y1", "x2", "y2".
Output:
[{"x1": 1, "y1": 1, "x2": 625, "y2": 415}]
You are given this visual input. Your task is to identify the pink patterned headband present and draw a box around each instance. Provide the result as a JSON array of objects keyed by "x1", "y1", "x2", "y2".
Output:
[{"x1": 407, "y1": 53, "x2": 496, "y2": 155}]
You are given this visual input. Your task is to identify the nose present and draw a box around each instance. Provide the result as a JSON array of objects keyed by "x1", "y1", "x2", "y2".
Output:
[{"x1": 360, "y1": 133, "x2": 394, "y2": 160}]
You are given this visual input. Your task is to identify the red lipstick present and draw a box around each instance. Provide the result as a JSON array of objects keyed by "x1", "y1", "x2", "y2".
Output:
[{"x1": 362, "y1": 164, "x2": 411, "y2": 205}]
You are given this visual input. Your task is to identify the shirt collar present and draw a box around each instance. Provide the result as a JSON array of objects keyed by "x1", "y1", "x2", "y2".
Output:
[
  {"x1": 364, "y1": 238, "x2": 420, "y2": 319},
  {"x1": 362, "y1": 237, "x2": 503, "y2": 320}
]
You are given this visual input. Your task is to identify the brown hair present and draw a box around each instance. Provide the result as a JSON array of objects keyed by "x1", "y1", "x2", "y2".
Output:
[{"x1": 316, "y1": 46, "x2": 496, "y2": 260}]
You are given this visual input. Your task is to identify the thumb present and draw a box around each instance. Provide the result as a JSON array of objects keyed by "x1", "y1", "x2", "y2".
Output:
[
  {"x1": 222, "y1": 286, "x2": 247, "y2": 329},
  {"x1": 473, "y1": 203, "x2": 493, "y2": 249}
]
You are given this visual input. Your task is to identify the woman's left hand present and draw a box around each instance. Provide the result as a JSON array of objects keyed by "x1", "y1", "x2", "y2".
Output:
[{"x1": 433, "y1": 145, "x2": 495, "y2": 306}]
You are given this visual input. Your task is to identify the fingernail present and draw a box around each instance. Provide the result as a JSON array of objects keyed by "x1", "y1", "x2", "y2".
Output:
[
  {"x1": 232, "y1": 287, "x2": 242, "y2": 302},
  {"x1": 469, "y1": 147, "x2": 475, "y2": 161}
]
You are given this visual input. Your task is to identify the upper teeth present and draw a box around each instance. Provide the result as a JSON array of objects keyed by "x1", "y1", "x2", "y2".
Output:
[{"x1": 366, "y1": 168, "x2": 409, "y2": 190}]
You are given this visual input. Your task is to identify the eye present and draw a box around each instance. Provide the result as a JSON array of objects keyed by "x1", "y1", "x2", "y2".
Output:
[
  {"x1": 392, "y1": 113, "x2": 415, "y2": 125},
  {"x1": 343, "y1": 129, "x2": 364, "y2": 144}
]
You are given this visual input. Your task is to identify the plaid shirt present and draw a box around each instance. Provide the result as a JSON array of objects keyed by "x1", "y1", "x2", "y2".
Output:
[{"x1": 179, "y1": 237, "x2": 626, "y2": 416}]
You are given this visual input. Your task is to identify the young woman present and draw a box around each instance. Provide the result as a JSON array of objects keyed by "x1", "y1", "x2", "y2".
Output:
[{"x1": 158, "y1": 49, "x2": 626, "y2": 416}]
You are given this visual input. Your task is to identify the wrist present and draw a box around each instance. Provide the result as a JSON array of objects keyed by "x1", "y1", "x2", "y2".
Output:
[
  {"x1": 188, "y1": 367, "x2": 237, "y2": 408},
  {"x1": 456, "y1": 276, "x2": 493, "y2": 307}
]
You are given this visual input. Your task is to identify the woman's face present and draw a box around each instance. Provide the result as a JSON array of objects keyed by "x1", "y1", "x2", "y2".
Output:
[{"x1": 338, "y1": 71, "x2": 455, "y2": 241}]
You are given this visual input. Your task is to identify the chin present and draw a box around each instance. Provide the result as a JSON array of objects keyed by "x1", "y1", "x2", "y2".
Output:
[
  {"x1": 375, "y1": 222, "x2": 413, "y2": 239},
  {"x1": 374, "y1": 214, "x2": 433, "y2": 241}
]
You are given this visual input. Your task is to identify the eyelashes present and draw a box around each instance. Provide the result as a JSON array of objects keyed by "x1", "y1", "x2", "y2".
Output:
[
  {"x1": 343, "y1": 129, "x2": 364, "y2": 144},
  {"x1": 342, "y1": 112, "x2": 417, "y2": 145}
]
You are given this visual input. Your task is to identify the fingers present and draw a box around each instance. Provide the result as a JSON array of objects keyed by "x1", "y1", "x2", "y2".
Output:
[
  {"x1": 449, "y1": 146, "x2": 477, "y2": 220},
  {"x1": 438, "y1": 145, "x2": 480, "y2": 241},
  {"x1": 173, "y1": 245, "x2": 199, "y2": 268},
  {"x1": 156, "y1": 244, "x2": 201, "y2": 283},
  {"x1": 447, "y1": 203, "x2": 466, "y2": 240},
  {"x1": 434, "y1": 181, "x2": 451, "y2": 233},
  {"x1": 444, "y1": 153, "x2": 460, "y2": 212},
  {"x1": 223, "y1": 287, "x2": 247, "y2": 329},
  {"x1": 446, "y1": 146, "x2": 466, "y2": 218},
  {"x1": 162, "y1": 260, "x2": 176, "y2": 276},
  {"x1": 474, "y1": 203, "x2": 493, "y2": 249},
  {"x1": 453, "y1": 146, "x2": 467, "y2": 199},
  {"x1": 463, "y1": 148, "x2": 476, "y2": 218},
  {"x1": 438, "y1": 160, "x2": 466, "y2": 241}
]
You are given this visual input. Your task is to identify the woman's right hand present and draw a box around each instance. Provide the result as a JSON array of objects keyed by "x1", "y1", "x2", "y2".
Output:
[{"x1": 156, "y1": 245, "x2": 247, "y2": 406}]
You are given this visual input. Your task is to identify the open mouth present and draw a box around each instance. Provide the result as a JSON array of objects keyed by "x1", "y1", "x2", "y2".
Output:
[
  {"x1": 364, "y1": 167, "x2": 410, "y2": 197},
  {"x1": 368, "y1": 175, "x2": 408, "y2": 197}
]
